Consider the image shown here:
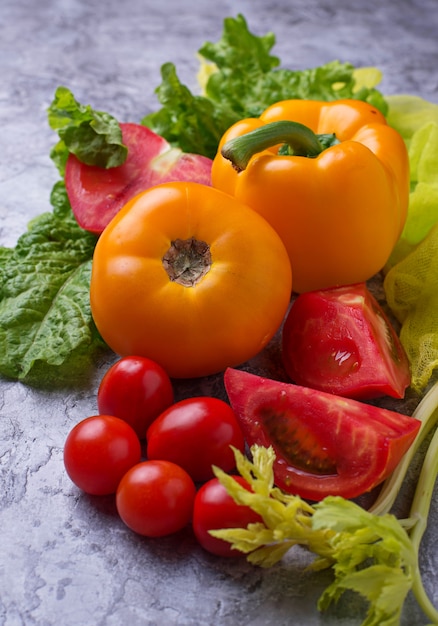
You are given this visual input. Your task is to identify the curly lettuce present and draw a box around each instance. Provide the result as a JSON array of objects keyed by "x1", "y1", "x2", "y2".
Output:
[
  {"x1": 48, "y1": 86, "x2": 127, "y2": 176},
  {"x1": 143, "y1": 14, "x2": 387, "y2": 159}
]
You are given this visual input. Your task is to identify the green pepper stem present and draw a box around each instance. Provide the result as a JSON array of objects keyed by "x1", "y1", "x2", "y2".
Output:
[{"x1": 221, "y1": 120, "x2": 338, "y2": 172}]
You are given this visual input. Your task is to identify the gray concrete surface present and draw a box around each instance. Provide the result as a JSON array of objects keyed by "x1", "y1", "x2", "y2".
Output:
[{"x1": 1, "y1": 1, "x2": 437, "y2": 624}]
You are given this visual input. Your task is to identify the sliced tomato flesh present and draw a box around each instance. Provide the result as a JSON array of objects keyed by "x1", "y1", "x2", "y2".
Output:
[
  {"x1": 224, "y1": 368, "x2": 420, "y2": 501},
  {"x1": 259, "y1": 406, "x2": 337, "y2": 474},
  {"x1": 65, "y1": 122, "x2": 213, "y2": 234},
  {"x1": 281, "y1": 283, "x2": 411, "y2": 400}
]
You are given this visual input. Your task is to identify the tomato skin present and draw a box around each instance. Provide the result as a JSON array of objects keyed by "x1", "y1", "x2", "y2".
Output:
[
  {"x1": 65, "y1": 123, "x2": 212, "y2": 234},
  {"x1": 116, "y1": 460, "x2": 196, "y2": 537},
  {"x1": 97, "y1": 356, "x2": 174, "y2": 439},
  {"x1": 192, "y1": 476, "x2": 262, "y2": 557},
  {"x1": 90, "y1": 181, "x2": 292, "y2": 378},
  {"x1": 224, "y1": 368, "x2": 421, "y2": 501},
  {"x1": 63, "y1": 415, "x2": 141, "y2": 495},
  {"x1": 281, "y1": 283, "x2": 411, "y2": 400},
  {"x1": 146, "y1": 397, "x2": 245, "y2": 482}
]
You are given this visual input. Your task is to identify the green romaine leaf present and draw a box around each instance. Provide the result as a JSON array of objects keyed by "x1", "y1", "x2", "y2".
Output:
[
  {"x1": 48, "y1": 86, "x2": 128, "y2": 175},
  {"x1": 143, "y1": 14, "x2": 387, "y2": 158},
  {"x1": 0, "y1": 182, "x2": 105, "y2": 386}
]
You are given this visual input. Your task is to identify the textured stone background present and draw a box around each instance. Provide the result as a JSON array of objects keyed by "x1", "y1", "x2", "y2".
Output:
[{"x1": 1, "y1": 0, "x2": 437, "y2": 624}]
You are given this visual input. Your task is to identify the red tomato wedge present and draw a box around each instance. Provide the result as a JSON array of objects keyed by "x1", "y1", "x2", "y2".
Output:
[
  {"x1": 65, "y1": 123, "x2": 213, "y2": 234},
  {"x1": 281, "y1": 283, "x2": 411, "y2": 400},
  {"x1": 223, "y1": 368, "x2": 420, "y2": 501}
]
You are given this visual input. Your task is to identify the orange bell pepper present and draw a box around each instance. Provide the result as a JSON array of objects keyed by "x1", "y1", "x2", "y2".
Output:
[{"x1": 212, "y1": 99, "x2": 409, "y2": 293}]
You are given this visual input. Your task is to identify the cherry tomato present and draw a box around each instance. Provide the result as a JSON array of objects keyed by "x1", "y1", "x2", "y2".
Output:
[
  {"x1": 281, "y1": 283, "x2": 411, "y2": 400},
  {"x1": 146, "y1": 397, "x2": 245, "y2": 482},
  {"x1": 97, "y1": 356, "x2": 174, "y2": 439},
  {"x1": 192, "y1": 476, "x2": 262, "y2": 557},
  {"x1": 224, "y1": 368, "x2": 421, "y2": 501},
  {"x1": 63, "y1": 415, "x2": 141, "y2": 495},
  {"x1": 116, "y1": 460, "x2": 196, "y2": 537}
]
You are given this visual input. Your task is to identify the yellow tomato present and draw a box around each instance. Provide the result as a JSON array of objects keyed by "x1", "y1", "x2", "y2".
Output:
[{"x1": 90, "y1": 182, "x2": 292, "y2": 378}]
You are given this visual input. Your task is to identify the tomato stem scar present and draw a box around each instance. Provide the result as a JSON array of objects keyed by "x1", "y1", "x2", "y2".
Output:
[{"x1": 163, "y1": 237, "x2": 212, "y2": 287}]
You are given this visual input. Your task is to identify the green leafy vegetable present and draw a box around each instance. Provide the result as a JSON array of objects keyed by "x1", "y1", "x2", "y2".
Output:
[
  {"x1": 313, "y1": 499, "x2": 415, "y2": 626},
  {"x1": 386, "y1": 95, "x2": 438, "y2": 145},
  {"x1": 382, "y1": 96, "x2": 438, "y2": 392},
  {"x1": 384, "y1": 224, "x2": 438, "y2": 392},
  {"x1": 385, "y1": 95, "x2": 438, "y2": 265},
  {"x1": 211, "y1": 412, "x2": 438, "y2": 626},
  {"x1": 0, "y1": 183, "x2": 104, "y2": 385},
  {"x1": 406, "y1": 121, "x2": 438, "y2": 243},
  {"x1": 141, "y1": 62, "x2": 239, "y2": 162},
  {"x1": 200, "y1": 16, "x2": 386, "y2": 115},
  {"x1": 143, "y1": 14, "x2": 387, "y2": 159},
  {"x1": 48, "y1": 86, "x2": 128, "y2": 175}
]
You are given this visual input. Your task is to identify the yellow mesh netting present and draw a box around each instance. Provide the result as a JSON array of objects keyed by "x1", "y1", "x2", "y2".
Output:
[{"x1": 384, "y1": 223, "x2": 438, "y2": 393}]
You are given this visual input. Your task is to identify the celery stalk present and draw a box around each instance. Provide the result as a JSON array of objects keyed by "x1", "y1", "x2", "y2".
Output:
[{"x1": 370, "y1": 381, "x2": 438, "y2": 516}]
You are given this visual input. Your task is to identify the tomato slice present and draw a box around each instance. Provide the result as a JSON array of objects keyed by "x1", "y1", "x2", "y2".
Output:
[
  {"x1": 281, "y1": 283, "x2": 411, "y2": 400},
  {"x1": 223, "y1": 368, "x2": 420, "y2": 501},
  {"x1": 65, "y1": 123, "x2": 212, "y2": 234}
]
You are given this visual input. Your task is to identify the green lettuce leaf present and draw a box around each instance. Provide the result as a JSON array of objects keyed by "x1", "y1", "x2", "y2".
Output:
[
  {"x1": 403, "y1": 121, "x2": 438, "y2": 245},
  {"x1": 143, "y1": 14, "x2": 387, "y2": 159},
  {"x1": 386, "y1": 94, "x2": 438, "y2": 144},
  {"x1": 0, "y1": 183, "x2": 105, "y2": 386},
  {"x1": 385, "y1": 95, "x2": 438, "y2": 264},
  {"x1": 200, "y1": 16, "x2": 386, "y2": 116},
  {"x1": 384, "y1": 223, "x2": 438, "y2": 392},
  {"x1": 382, "y1": 95, "x2": 438, "y2": 392},
  {"x1": 142, "y1": 62, "x2": 239, "y2": 161},
  {"x1": 48, "y1": 86, "x2": 128, "y2": 176}
]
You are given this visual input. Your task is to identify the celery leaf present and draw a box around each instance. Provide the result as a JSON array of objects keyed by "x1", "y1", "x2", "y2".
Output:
[{"x1": 212, "y1": 446, "x2": 422, "y2": 626}]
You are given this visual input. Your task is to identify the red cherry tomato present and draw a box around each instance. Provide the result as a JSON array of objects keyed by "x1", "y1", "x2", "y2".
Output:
[
  {"x1": 192, "y1": 476, "x2": 262, "y2": 557},
  {"x1": 116, "y1": 460, "x2": 196, "y2": 537},
  {"x1": 63, "y1": 415, "x2": 141, "y2": 495},
  {"x1": 146, "y1": 397, "x2": 245, "y2": 482},
  {"x1": 97, "y1": 356, "x2": 174, "y2": 439}
]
